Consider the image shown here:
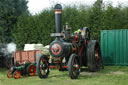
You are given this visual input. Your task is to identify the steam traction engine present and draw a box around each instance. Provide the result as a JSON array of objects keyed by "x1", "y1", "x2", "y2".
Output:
[{"x1": 36, "y1": 4, "x2": 104, "y2": 79}]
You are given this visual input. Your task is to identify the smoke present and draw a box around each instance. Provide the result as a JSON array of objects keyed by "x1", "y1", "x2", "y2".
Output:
[
  {"x1": 0, "y1": 42, "x2": 16, "y2": 57},
  {"x1": 7, "y1": 43, "x2": 16, "y2": 53}
]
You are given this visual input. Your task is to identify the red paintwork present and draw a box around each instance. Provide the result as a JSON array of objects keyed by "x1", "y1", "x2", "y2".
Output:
[
  {"x1": 28, "y1": 65, "x2": 36, "y2": 76},
  {"x1": 14, "y1": 71, "x2": 21, "y2": 79},
  {"x1": 51, "y1": 43, "x2": 62, "y2": 55},
  {"x1": 48, "y1": 66, "x2": 56, "y2": 68},
  {"x1": 62, "y1": 66, "x2": 68, "y2": 68},
  {"x1": 14, "y1": 50, "x2": 42, "y2": 64},
  {"x1": 48, "y1": 66, "x2": 68, "y2": 69},
  {"x1": 73, "y1": 35, "x2": 79, "y2": 42}
]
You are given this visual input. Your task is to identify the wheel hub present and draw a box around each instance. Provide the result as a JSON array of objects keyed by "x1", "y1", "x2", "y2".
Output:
[
  {"x1": 73, "y1": 64, "x2": 79, "y2": 69},
  {"x1": 95, "y1": 49, "x2": 99, "y2": 64}
]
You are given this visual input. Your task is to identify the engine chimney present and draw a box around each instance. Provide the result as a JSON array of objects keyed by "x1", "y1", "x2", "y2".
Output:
[{"x1": 55, "y1": 4, "x2": 62, "y2": 33}]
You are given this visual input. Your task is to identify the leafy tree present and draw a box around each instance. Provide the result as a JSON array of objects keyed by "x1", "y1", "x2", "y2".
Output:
[
  {"x1": 88, "y1": 0, "x2": 103, "y2": 40},
  {"x1": 13, "y1": 0, "x2": 128, "y2": 49},
  {"x1": 0, "y1": 0, "x2": 29, "y2": 43},
  {"x1": 13, "y1": 9, "x2": 55, "y2": 49}
]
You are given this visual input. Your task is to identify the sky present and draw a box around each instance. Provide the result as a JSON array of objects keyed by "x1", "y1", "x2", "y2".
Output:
[{"x1": 27, "y1": 0, "x2": 128, "y2": 14}]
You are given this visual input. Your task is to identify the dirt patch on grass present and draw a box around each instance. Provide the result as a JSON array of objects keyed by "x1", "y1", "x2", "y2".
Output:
[
  {"x1": 80, "y1": 72, "x2": 101, "y2": 76},
  {"x1": 80, "y1": 71, "x2": 125, "y2": 76},
  {"x1": 110, "y1": 71, "x2": 125, "y2": 75}
]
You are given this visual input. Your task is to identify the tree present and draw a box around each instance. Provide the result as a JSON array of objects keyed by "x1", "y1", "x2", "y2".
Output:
[
  {"x1": 0, "y1": 0, "x2": 29, "y2": 43},
  {"x1": 13, "y1": 9, "x2": 55, "y2": 49},
  {"x1": 13, "y1": 1, "x2": 128, "y2": 49},
  {"x1": 88, "y1": 0, "x2": 103, "y2": 40}
]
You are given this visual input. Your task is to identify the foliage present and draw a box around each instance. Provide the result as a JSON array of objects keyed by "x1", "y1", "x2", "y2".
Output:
[
  {"x1": 0, "y1": 0, "x2": 29, "y2": 43},
  {"x1": 1, "y1": 0, "x2": 128, "y2": 49},
  {"x1": 13, "y1": 9, "x2": 55, "y2": 49}
]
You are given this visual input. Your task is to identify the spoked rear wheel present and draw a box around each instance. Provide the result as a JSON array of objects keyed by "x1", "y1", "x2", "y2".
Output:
[
  {"x1": 27, "y1": 65, "x2": 36, "y2": 76},
  {"x1": 13, "y1": 70, "x2": 21, "y2": 79},
  {"x1": 37, "y1": 55, "x2": 49, "y2": 78},
  {"x1": 87, "y1": 40, "x2": 104, "y2": 72},
  {"x1": 68, "y1": 54, "x2": 80, "y2": 79}
]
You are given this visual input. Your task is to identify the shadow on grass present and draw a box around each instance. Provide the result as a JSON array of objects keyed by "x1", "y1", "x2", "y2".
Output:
[
  {"x1": 79, "y1": 66, "x2": 128, "y2": 79},
  {"x1": 47, "y1": 68, "x2": 100, "y2": 79},
  {"x1": 48, "y1": 70, "x2": 69, "y2": 79},
  {"x1": 42, "y1": 66, "x2": 128, "y2": 79}
]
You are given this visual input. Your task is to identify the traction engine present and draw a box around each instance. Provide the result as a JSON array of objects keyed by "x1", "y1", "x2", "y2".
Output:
[{"x1": 37, "y1": 4, "x2": 104, "y2": 79}]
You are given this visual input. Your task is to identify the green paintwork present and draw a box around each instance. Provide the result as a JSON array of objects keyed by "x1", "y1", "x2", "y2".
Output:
[
  {"x1": 16, "y1": 66, "x2": 25, "y2": 70},
  {"x1": 101, "y1": 29, "x2": 128, "y2": 65}
]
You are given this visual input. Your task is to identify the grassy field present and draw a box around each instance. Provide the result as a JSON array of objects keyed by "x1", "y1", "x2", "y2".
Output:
[{"x1": 0, "y1": 66, "x2": 128, "y2": 85}]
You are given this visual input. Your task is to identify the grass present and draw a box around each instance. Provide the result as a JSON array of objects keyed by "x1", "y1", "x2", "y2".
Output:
[{"x1": 1, "y1": 66, "x2": 128, "y2": 85}]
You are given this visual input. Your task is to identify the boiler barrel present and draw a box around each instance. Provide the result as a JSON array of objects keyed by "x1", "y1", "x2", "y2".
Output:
[{"x1": 49, "y1": 40, "x2": 78, "y2": 58}]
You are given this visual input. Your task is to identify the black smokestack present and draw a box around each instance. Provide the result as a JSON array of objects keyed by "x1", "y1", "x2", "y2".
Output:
[{"x1": 55, "y1": 4, "x2": 62, "y2": 33}]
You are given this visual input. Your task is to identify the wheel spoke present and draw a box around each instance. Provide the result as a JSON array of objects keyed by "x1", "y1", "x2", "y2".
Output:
[
  {"x1": 37, "y1": 56, "x2": 49, "y2": 78},
  {"x1": 14, "y1": 71, "x2": 21, "y2": 79},
  {"x1": 7, "y1": 71, "x2": 13, "y2": 78},
  {"x1": 95, "y1": 48, "x2": 99, "y2": 65},
  {"x1": 72, "y1": 59, "x2": 79, "y2": 75},
  {"x1": 68, "y1": 54, "x2": 80, "y2": 79},
  {"x1": 28, "y1": 65, "x2": 36, "y2": 76}
]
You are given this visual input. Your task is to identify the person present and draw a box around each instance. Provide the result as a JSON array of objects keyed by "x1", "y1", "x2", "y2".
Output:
[
  {"x1": 81, "y1": 26, "x2": 90, "y2": 40},
  {"x1": 74, "y1": 27, "x2": 83, "y2": 34},
  {"x1": 80, "y1": 27, "x2": 83, "y2": 33}
]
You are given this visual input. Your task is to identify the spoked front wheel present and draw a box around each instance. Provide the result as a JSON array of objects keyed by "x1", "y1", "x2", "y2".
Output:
[
  {"x1": 13, "y1": 70, "x2": 21, "y2": 79},
  {"x1": 36, "y1": 55, "x2": 49, "y2": 78},
  {"x1": 7, "y1": 70, "x2": 13, "y2": 78},
  {"x1": 68, "y1": 54, "x2": 80, "y2": 79}
]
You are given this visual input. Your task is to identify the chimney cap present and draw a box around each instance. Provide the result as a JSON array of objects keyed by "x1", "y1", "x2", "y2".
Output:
[{"x1": 55, "y1": 4, "x2": 62, "y2": 10}]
